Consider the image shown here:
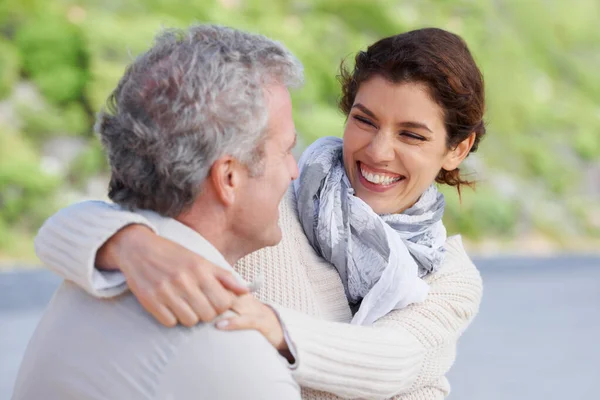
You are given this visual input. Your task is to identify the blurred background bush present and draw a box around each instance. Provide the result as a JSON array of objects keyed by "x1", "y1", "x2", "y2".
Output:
[{"x1": 0, "y1": 0, "x2": 599, "y2": 262}]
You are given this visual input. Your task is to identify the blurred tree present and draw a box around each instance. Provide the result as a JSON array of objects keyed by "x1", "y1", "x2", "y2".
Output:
[
  {"x1": 0, "y1": 39, "x2": 19, "y2": 99},
  {"x1": 0, "y1": 0, "x2": 599, "y2": 260},
  {"x1": 15, "y1": 15, "x2": 90, "y2": 105}
]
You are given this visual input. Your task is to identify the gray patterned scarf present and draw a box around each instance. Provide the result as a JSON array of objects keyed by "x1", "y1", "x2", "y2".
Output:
[{"x1": 293, "y1": 137, "x2": 447, "y2": 325}]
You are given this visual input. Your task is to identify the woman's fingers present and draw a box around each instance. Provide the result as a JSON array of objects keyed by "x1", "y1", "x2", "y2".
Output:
[
  {"x1": 146, "y1": 301, "x2": 178, "y2": 328},
  {"x1": 216, "y1": 294, "x2": 286, "y2": 350},
  {"x1": 112, "y1": 230, "x2": 245, "y2": 326},
  {"x1": 230, "y1": 293, "x2": 257, "y2": 313},
  {"x1": 215, "y1": 315, "x2": 257, "y2": 331},
  {"x1": 124, "y1": 269, "x2": 178, "y2": 327},
  {"x1": 216, "y1": 270, "x2": 251, "y2": 295},
  {"x1": 157, "y1": 282, "x2": 200, "y2": 327},
  {"x1": 195, "y1": 269, "x2": 238, "y2": 316},
  {"x1": 217, "y1": 295, "x2": 262, "y2": 330},
  {"x1": 167, "y1": 298, "x2": 200, "y2": 327},
  {"x1": 183, "y1": 285, "x2": 218, "y2": 323}
]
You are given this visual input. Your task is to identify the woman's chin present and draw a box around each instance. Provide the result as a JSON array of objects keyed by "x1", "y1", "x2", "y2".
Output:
[
  {"x1": 354, "y1": 180, "x2": 410, "y2": 215},
  {"x1": 355, "y1": 193, "x2": 393, "y2": 215}
]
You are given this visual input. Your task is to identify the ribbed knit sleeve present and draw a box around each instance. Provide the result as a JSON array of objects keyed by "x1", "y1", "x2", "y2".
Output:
[
  {"x1": 274, "y1": 236, "x2": 483, "y2": 400},
  {"x1": 34, "y1": 201, "x2": 158, "y2": 298}
]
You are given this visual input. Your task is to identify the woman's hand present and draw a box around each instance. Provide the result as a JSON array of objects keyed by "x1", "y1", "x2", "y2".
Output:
[
  {"x1": 215, "y1": 294, "x2": 288, "y2": 353},
  {"x1": 96, "y1": 224, "x2": 250, "y2": 327}
]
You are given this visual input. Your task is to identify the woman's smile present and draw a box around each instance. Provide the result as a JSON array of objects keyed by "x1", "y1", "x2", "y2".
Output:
[{"x1": 356, "y1": 161, "x2": 405, "y2": 193}]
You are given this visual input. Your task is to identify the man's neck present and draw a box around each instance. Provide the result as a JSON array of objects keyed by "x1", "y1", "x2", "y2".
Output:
[{"x1": 175, "y1": 206, "x2": 248, "y2": 266}]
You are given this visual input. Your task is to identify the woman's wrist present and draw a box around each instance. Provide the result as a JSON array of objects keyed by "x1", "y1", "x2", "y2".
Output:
[
  {"x1": 267, "y1": 305, "x2": 297, "y2": 366},
  {"x1": 96, "y1": 224, "x2": 154, "y2": 271}
]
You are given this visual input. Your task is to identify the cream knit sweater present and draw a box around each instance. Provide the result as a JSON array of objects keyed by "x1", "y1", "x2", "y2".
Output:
[{"x1": 34, "y1": 189, "x2": 483, "y2": 400}]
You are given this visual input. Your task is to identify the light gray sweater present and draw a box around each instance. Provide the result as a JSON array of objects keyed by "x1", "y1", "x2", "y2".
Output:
[{"x1": 13, "y1": 210, "x2": 300, "y2": 400}]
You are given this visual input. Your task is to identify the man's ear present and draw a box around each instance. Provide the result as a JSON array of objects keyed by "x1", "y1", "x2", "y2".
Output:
[
  {"x1": 209, "y1": 156, "x2": 241, "y2": 206},
  {"x1": 442, "y1": 132, "x2": 476, "y2": 172}
]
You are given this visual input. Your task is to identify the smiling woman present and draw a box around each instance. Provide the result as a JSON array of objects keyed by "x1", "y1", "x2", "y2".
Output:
[
  {"x1": 339, "y1": 29, "x2": 486, "y2": 215},
  {"x1": 344, "y1": 79, "x2": 459, "y2": 214}
]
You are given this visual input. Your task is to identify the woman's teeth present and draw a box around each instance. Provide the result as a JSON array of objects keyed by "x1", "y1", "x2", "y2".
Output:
[{"x1": 360, "y1": 167, "x2": 402, "y2": 185}]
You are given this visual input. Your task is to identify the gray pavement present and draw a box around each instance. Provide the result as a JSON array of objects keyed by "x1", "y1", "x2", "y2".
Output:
[
  {"x1": 1, "y1": 256, "x2": 599, "y2": 399},
  {"x1": 448, "y1": 255, "x2": 600, "y2": 399}
]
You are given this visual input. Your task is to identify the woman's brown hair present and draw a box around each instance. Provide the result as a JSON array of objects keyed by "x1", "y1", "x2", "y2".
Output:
[{"x1": 338, "y1": 28, "x2": 486, "y2": 192}]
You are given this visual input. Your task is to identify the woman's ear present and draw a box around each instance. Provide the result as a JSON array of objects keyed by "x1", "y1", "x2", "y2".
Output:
[
  {"x1": 209, "y1": 156, "x2": 240, "y2": 206},
  {"x1": 442, "y1": 132, "x2": 476, "y2": 171}
]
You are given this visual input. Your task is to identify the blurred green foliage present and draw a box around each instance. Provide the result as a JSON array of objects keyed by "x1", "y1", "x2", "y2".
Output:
[
  {"x1": 0, "y1": 126, "x2": 60, "y2": 251},
  {"x1": 442, "y1": 185, "x2": 520, "y2": 238},
  {"x1": 0, "y1": 39, "x2": 20, "y2": 99},
  {"x1": 15, "y1": 16, "x2": 89, "y2": 104},
  {"x1": 0, "y1": 0, "x2": 599, "y2": 259}
]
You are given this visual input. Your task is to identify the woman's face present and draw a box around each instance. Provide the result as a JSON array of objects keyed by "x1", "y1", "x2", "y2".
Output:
[{"x1": 343, "y1": 76, "x2": 468, "y2": 215}]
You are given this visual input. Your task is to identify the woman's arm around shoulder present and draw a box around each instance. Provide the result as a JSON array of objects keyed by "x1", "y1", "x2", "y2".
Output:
[
  {"x1": 272, "y1": 235, "x2": 483, "y2": 400},
  {"x1": 34, "y1": 200, "x2": 157, "y2": 297}
]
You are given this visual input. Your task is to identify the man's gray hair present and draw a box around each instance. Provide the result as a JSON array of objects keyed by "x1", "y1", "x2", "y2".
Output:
[{"x1": 97, "y1": 24, "x2": 303, "y2": 217}]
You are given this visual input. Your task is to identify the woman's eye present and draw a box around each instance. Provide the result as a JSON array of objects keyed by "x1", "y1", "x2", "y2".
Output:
[
  {"x1": 400, "y1": 131, "x2": 425, "y2": 141},
  {"x1": 353, "y1": 115, "x2": 375, "y2": 127}
]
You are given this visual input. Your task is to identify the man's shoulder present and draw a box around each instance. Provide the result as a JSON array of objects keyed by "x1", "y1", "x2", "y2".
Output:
[
  {"x1": 40, "y1": 281, "x2": 193, "y2": 356},
  {"x1": 156, "y1": 319, "x2": 299, "y2": 399},
  {"x1": 47, "y1": 283, "x2": 275, "y2": 355},
  {"x1": 16, "y1": 283, "x2": 283, "y2": 399}
]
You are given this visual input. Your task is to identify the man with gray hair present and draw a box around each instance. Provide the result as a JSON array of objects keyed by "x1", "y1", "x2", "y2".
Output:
[{"x1": 12, "y1": 24, "x2": 302, "y2": 400}]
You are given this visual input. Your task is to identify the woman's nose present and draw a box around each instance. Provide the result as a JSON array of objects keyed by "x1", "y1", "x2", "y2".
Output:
[{"x1": 365, "y1": 132, "x2": 395, "y2": 163}]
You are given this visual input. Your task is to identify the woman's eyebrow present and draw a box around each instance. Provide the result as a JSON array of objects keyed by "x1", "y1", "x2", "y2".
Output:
[
  {"x1": 351, "y1": 103, "x2": 377, "y2": 119},
  {"x1": 398, "y1": 121, "x2": 433, "y2": 133}
]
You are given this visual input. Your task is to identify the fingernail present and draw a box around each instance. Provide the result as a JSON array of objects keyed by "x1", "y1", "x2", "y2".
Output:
[{"x1": 216, "y1": 320, "x2": 229, "y2": 329}]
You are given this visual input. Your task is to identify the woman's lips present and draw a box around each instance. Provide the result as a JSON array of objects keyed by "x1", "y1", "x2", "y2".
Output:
[{"x1": 356, "y1": 162, "x2": 405, "y2": 193}]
